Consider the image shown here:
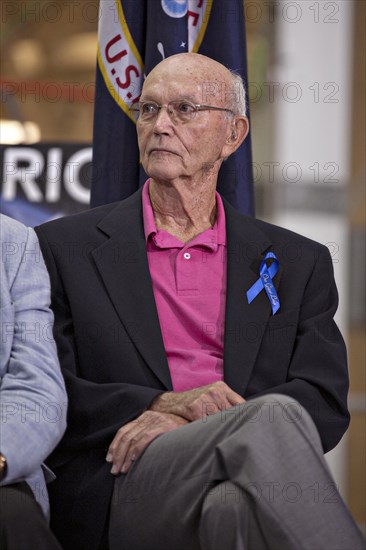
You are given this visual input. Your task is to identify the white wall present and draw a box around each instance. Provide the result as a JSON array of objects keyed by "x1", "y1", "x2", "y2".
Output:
[{"x1": 270, "y1": 0, "x2": 354, "y2": 497}]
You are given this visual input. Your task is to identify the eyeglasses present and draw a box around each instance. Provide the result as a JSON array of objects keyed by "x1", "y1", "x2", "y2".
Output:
[{"x1": 129, "y1": 100, "x2": 235, "y2": 124}]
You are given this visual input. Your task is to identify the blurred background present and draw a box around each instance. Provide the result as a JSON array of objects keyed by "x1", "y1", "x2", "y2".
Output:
[{"x1": 1, "y1": 0, "x2": 365, "y2": 532}]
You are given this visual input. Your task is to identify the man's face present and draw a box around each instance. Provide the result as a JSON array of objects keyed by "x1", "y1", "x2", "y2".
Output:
[{"x1": 136, "y1": 60, "x2": 235, "y2": 184}]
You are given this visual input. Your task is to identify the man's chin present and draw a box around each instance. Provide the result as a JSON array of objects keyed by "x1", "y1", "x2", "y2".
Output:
[{"x1": 146, "y1": 165, "x2": 181, "y2": 183}]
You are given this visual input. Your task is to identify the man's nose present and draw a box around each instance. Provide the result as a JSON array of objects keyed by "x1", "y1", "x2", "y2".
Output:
[{"x1": 152, "y1": 106, "x2": 175, "y2": 133}]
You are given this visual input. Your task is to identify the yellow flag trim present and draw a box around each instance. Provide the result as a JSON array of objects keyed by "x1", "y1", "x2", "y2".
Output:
[
  {"x1": 115, "y1": 0, "x2": 144, "y2": 70},
  {"x1": 97, "y1": 48, "x2": 136, "y2": 123},
  {"x1": 98, "y1": 0, "x2": 145, "y2": 123},
  {"x1": 192, "y1": 0, "x2": 213, "y2": 53}
]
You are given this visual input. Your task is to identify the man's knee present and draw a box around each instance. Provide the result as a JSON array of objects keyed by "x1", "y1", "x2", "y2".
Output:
[
  {"x1": 247, "y1": 393, "x2": 322, "y2": 449},
  {"x1": 219, "y1": 393, "x2": 313, "y2": 434}
]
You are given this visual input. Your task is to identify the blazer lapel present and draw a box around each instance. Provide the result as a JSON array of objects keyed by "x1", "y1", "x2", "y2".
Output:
[
  {"x1": 222, "y1": 201, "x2": 282, "y2": 396},
  {"x1": 91, "y1": 190, "x2": 173, "y2": 390}
]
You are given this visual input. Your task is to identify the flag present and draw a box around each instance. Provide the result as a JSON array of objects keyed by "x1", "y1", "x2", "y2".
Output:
[{"x1": 91, "y1": 0, "x2": 254, "y2": 216}]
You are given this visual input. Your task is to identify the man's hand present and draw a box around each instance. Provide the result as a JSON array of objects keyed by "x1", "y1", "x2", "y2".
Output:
[
  {"x1": 149, "y1": 381, "x2": 245, "y2": 421},
  {"x1": 106, "y1": 410, "x2": 188, "y2": 475}
]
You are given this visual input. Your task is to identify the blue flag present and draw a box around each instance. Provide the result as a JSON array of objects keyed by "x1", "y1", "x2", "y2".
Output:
[{"x1": 91, "y1": 0, "x2": 254, "y2": 215}]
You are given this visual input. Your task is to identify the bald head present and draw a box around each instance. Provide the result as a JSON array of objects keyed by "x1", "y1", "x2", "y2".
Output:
[
  {"x1": 142, "y1": 53, "x2": 246, "y2": 116},
  {"x1": 136, "y1": 52, "x2": 250, "y2": 186},
  {"x1": 146, "y1": 53, "x2": 232, "y2": 83}
]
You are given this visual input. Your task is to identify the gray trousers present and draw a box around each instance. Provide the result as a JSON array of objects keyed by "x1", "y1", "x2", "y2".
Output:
[{"x1": 109, "y1": 394, "x2": 365, "y2": 550}]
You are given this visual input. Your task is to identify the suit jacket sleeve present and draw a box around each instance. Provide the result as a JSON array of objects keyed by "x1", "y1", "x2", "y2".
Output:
[
  {"x1": 0, "y1": 221, "x2": 67, "y2": 484},
  {"x1": 36, "y1": 225, "x2": 165, "y2": 466}
]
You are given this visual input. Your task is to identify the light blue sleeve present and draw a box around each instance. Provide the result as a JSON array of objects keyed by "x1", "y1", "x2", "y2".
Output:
[{"x1": 0, "y1": 218, "x2": 67, "y2": 485}]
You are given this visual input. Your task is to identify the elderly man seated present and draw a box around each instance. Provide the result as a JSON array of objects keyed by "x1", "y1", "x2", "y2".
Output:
[{"x1": 35, "y1": 53, "x2": 365, "y2": 550}]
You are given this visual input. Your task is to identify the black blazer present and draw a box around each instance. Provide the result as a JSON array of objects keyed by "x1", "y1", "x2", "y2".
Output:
[{"x1": 36, "y1": 188, "x2": 349, "y2": 550}]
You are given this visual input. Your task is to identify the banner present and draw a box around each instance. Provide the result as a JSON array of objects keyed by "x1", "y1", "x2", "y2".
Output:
[
  {"x1": 91, "y1": 0, "x2": 254, "y2": 215},
  {"x1": 0, "y1": 144, "x2": 92, "y2": 226}
]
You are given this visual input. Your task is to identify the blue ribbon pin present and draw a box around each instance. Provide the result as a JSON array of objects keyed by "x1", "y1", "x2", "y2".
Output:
[{"x1": 246, "y1": 252, "x2": 280, "y2": 315}]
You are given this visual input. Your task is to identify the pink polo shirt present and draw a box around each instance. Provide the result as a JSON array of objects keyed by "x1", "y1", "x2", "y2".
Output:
[{"x1": 142, "y1": 180, "x2": 227, "y2": 392}]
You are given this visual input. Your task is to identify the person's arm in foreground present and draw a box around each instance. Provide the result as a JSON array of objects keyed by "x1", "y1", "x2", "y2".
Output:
[{"x1": 0, "y1": 221, "x2": 67, "y2": 485}]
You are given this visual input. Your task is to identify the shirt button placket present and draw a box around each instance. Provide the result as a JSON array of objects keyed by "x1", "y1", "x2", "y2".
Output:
[{"x1": 176, "y1": 249, "x2": 197, "y2": 294}]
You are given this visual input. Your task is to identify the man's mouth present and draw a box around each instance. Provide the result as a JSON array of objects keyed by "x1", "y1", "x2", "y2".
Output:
[{"x1": 149, "y1": 148, "x2": 177, "y2": 155}]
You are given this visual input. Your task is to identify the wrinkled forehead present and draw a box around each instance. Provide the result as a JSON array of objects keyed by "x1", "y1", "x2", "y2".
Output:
[{"x1": 141, "y1": 64, "x2": 230, "y2": 105}]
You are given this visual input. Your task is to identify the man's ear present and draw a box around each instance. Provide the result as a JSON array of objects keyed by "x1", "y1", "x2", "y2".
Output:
[{"x1": 222, "y1": 116, "x2": 250, "y2": 158}]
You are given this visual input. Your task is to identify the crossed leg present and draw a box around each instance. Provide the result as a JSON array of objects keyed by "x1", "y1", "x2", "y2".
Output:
[{"x1": 109, "y1": 394, "x2": 365, "y2": 550}]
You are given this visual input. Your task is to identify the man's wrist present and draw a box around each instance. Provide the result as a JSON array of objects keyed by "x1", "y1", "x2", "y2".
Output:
[
  {"x1": 0, "y1": 453, "x2": 7, "y2": 482},
  {"x1": 149, "y1": 392, "x2": 174, "y2": 413},
  {"x1": 148, "y1": 392, "x2": 167, "y2": 411}
]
